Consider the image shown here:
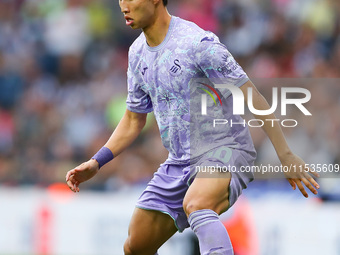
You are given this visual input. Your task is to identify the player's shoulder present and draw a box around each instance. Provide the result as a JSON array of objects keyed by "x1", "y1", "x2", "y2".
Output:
[
  {"x1": 129, "y1": 32, "x2": 145, "y2": 55},
  {"x1": 128, "y1": 32, "x2": 146, "y2": 66},
  {"x1": 174, "y1": 16, "x2": 220, "y2": 49}
]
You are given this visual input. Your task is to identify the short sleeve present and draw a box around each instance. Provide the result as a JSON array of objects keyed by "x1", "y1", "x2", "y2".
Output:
[
  {"x1": 126, "y1": 65, "x2": 153, "y2": 113},
  {"x1": 193, "y1": 33, "x2": 249, "y2": 88}
]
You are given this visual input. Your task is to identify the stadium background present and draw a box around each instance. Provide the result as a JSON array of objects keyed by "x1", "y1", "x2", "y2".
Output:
[{"x1": 0, "y1": 0, "x2": 339, "y2": 254}]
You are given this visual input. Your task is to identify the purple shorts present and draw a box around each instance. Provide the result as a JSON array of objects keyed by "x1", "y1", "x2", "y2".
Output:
[{"x1": 136, "y1": 146, "x2": 256, "y2": 232}]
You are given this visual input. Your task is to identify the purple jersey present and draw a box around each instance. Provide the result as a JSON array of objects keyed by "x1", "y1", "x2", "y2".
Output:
[{"x1": 126, "y1": 16, "x2": 256, "y2": 164}]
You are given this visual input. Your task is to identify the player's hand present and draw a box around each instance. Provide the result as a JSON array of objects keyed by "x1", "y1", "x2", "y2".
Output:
[
  {"x1": 280, "y1": 153, "x2": 320, "y2": 198},
  {"x1": 66, "y1": 159, "x2": 99, "y2": 192}
]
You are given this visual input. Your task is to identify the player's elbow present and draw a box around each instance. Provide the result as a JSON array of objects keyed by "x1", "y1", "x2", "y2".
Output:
[{"x1": 125, "y1": 110, "x2": 148, "y2": 131}]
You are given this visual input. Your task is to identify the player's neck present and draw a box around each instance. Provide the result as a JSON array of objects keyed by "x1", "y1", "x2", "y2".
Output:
[{"x1": 143, "y1": 9, "x2": 171, "y2": 47}]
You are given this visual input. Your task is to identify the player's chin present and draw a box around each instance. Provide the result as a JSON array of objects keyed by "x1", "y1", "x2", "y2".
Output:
[
  {"x1": 130, "y1": 23, "x2": 142, "y2": 30},
  {"x1": 133, "y1": 20, "x2": 150, "y2": 30}
]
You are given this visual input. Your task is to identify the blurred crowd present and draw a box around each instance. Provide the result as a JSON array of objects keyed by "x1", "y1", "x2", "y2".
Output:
[{"x1": 0, "y1": 0, "x2": 339, "y2": 192}]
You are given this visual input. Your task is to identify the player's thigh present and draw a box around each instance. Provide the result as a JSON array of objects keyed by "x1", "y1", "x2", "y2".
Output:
[
  {"x1": 183, "y1": 170, "x2": 231, "y2": 216},
  {"x1": 124, "y1": 207, "x2": 178, "y2": 255}
]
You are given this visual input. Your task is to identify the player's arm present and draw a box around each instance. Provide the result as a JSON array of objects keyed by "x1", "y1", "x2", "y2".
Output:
[
  {"x1": 66, "y1": 109, "x2": 147, "y2": 192},
  {"x1": 104, "y1": 109, "x2": 147, "y2": 157},
  {"x1": 240, "y1": 80, "x2": 320, "y2": 197}
]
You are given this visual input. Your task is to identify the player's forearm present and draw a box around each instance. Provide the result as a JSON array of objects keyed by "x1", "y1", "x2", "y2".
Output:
[
  {"x1": 104, "y1": 110, "x2": 147, "y2": 157},
  {"x1": 241, "y1": 81, "x2": 292, "y2": 160},
  {"x1": 253, "y1": 106, "x2": 292, "y2": 160}
]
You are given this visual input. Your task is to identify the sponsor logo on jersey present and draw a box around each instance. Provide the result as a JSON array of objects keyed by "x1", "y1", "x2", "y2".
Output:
[{"x1": 217, "y1": 54, "x2": 238, "y2": 77}]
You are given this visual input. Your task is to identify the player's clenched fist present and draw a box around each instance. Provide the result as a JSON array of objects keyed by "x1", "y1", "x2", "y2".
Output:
[{"x1": 66, "y1": 159, "x2": 99, "y2": 192}]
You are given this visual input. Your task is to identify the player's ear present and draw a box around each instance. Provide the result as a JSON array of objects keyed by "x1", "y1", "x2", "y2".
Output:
[{"x1": 152, "y1": 0, "x2": 161, "y2": 6}]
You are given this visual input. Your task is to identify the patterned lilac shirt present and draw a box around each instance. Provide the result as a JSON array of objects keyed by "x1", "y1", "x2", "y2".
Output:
[{"x1": 126, "y1": 16, "x2": 256, "y2": 165}]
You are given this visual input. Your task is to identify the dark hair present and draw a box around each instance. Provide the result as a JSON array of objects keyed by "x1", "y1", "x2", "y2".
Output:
[{"x1": 163, "y1": 0, "x2": 167, "y2": 6}]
